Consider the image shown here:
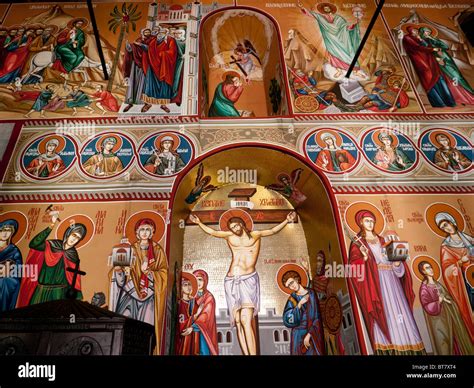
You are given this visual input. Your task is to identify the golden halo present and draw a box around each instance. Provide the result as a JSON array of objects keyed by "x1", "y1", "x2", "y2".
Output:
[
  {"x1": 317, "y1": 2, "x2": 337, "y2": 14},
  {"x1": 425, "y1": 203, "x2": 464, "y2": 238},
  {"x1": 56, "y1": 214, "x2": 95, "y2": 249},
  {"x1": 38, "y1": 135, "x2": 66, "y2": 154},
  {"x1": 387, "y1": 75, "x2": 409, "y2": 91},
  {"x1": 344, "y1": 202, "x2": 385, "y2": 235},
  {"x1": 276, "y1": 263, "x2": 309, "y2": 295},
  {"x1": 95, "y1": 134, "x2": 123, "y2": 154},
  {"x1": 412, "y1": 255, "x2": 441, "y2": 282},
  {"x1": 154, "y1": 133, "x2": 181, "y2": 151},
  {"x1": 67, "y1": 17, "x2": 89, "y2": 29},
  {"x1": 315, "y1": 129, "x2": 343, "y2": 148},
  {"x1": 372, "y1": 129, "x2": 399, "y2": 148},
  {"x1": 465, "y1": 264, "x2": 474, "y2": 288},
  {"x1": 402, "y1": 23, "x2": 438, "y2": 37},
  {"x1": 181, "y1": 272, "x2": 198, "y2": 298},
  {"x1": 0, "y1": 211, "x2": 28, "y2": 244},
  {"x1": 124, "y1": 211, "x2": 166, "y2": 244},
  {"x1": 219, "y1": 209, "x2": 253, "y2": 232},
  {"x1": 222, "y1": 71, "x2": 241, "y2": 81},
  {"x1": 428, "y1": 130, "x2": 457, "y2": 149}
]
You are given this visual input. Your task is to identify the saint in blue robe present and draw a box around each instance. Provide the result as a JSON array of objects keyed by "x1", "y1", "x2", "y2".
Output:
[
  {"x1": 0, "y1": 220, "x2": 23, "y2": 312},
  {"x1": 283, "y1": 288, "x2": 325, "y2": 355}
]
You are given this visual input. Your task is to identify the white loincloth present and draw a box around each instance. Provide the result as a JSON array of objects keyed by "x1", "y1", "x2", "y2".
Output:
[{"x1": 224, "y1": 271, "x2": 260, "y2": 326}]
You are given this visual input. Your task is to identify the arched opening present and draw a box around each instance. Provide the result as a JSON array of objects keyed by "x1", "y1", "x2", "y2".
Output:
[
  {"x1": 283, "y1": 329, "x2": 289, "y2": 342},
  {"x1": 199, "y1": 7, "x2": 290, "y2": 118},
  {"x1": 167, "y1": 145, "x2": 359, "y2": 355},
  {"x1": 274, "y1": 330, "x2": 280, "y2": 343}
]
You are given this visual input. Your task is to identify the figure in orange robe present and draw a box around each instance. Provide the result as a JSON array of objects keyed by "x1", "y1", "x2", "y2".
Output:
[{"x1": 435, "y1": 212, "x2": 474, "y2": 342}]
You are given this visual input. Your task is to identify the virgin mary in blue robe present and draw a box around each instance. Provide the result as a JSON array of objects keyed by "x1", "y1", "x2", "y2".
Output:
[
  {"x1": 0, "y1": 219, "x2": 23, "y2": 312},
  {"x1": 283, "y1": 287, "x2": 325, "y2": 355}
]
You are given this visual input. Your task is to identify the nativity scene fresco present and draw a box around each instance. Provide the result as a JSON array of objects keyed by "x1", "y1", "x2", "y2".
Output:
[{"x1": 0, "y1": 0, "x2": 472, "y2": 361}]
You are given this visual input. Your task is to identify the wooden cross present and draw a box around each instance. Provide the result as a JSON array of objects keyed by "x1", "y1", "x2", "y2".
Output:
[{"x1": 186, "y1": 186, "x2": 298, "y2": 225}]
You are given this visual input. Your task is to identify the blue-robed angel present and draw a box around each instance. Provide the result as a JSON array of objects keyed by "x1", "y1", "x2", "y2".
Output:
[
  {"x1": 0, "y1": 219, "x2": 23, "y2": 311},
  {"x1": 282, "y1": 270, "x2": 325, "y2": 355}
]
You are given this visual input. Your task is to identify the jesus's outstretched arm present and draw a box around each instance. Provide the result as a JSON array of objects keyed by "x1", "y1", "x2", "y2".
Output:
[
  {"x1": 189, "y1": 214, "x2": 233, "y2": 238},
  {"x1": 257, "y1": 212, "x2": 297, "y2": 237}
]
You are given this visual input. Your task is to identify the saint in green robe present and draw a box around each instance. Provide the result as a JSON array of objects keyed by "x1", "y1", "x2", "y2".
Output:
[
  {"x1": 208, "y1": 82, "x2": 242, "y2": 117},
  {"x1": 17, "y1": 225, "x2": 86, "y2": 306},
  {"x1": 54, "y1": 27, "x2": 86, "y2": 73},
  {"x1": 309, "y1": 11, "x2": 361, "y2": 69},
  {"x1": 420, "y1": 27, "x2": 474, "y2": 95}
]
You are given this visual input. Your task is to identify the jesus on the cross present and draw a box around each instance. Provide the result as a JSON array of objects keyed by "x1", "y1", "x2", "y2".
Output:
[{"x1": 189, "y1": 210, "x2": 297, "y2": 355}]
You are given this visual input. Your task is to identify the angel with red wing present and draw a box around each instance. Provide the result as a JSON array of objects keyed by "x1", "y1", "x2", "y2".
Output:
[
  {"x1": 185, "y1": 163, "x2": 218, "y2": 204},
  {"x1": 265, "y1": 168, "x2": 307, "y2": 206}
]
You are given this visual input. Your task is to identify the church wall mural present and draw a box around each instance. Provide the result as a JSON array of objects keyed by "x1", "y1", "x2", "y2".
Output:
[{"x1": 0, "y1": 0, "x2": 472, "y2": 358}]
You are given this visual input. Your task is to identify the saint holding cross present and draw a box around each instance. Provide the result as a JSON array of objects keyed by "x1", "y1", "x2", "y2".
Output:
[{"x1": 17, "y1": 210, "x2": 91, "y2": 307}]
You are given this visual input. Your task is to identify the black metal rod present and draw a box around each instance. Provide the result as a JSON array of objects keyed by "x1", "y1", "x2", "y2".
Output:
[
  {"x1": 345, "y1": 0, "x2": 385, "y2": 78},
  {"x1": 87, "y1": 0, "x2": 109, "y2": 80}
]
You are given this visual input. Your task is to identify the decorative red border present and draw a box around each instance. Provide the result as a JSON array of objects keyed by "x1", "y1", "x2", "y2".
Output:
[
  {"x1": 0, "y1": 191, "x2": 171, "y2": 203},
  {"x1": 294, "y1": 112, "x2": 474, "y2": 121}
]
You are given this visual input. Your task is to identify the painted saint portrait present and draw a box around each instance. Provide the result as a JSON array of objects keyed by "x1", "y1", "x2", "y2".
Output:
[
  {"x1": 413, "y1": 255, "x2": 473, "y2": 355},
  {"x1": 345, "y1": 203, "x2": 425, "y2": 355},
  {"x1": 109, "y1": 212, "x2": 168, "y2": 354},
  {"x1": 81, "y1": 133, "x2": 134, "y2": 178},
  {"x1": 0, "y1": 212, "x2": 27, "y2": 312},
  {"x1": 139, "y1": 132, "x2": 193, "y2": 178},
  {"x1": 278, "y1": 263, "x2": 325, "y2": 356},
  {"x1": 419, "y1": 129, "x2": 472, "y2": 173},
  {"x1": 425, "y1": 203, "x2": 474, "y2": 344},
  {"x1": 18, "y1": 212, "x2": 93, "y2": 307},
  {"x1": 362, "y1": 129, "x2": 417, "y2": 173},
  {"x1": 306, "y1": 129, "x2": 358, "y2": 173},
  {"x1": 21, "y1": 134, "x2": 77, "y2": 181},
  {"x1": 175, "y1": 269, "x2": 219, "y2": 356}
]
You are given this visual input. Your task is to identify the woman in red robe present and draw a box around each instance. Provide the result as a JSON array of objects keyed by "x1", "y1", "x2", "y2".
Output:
[
  {"x1": 402, "y1": 26, "x2": 455, "y2": 108},
  {"x1": 26, "y1": 138, "x2": 66, "y2": 178},
  {"x1": 92, "y1": 84, "x2": 119, "y2": 114},
  {"x1": 348, "y1": 210, "x2": 424, "y2": 354},
  {"x1": 184, "y1": 269, "x2": 218, "y2": 355},
  {"x1": 0, "y1": 28, "x2": 34, "y2": 83}
]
